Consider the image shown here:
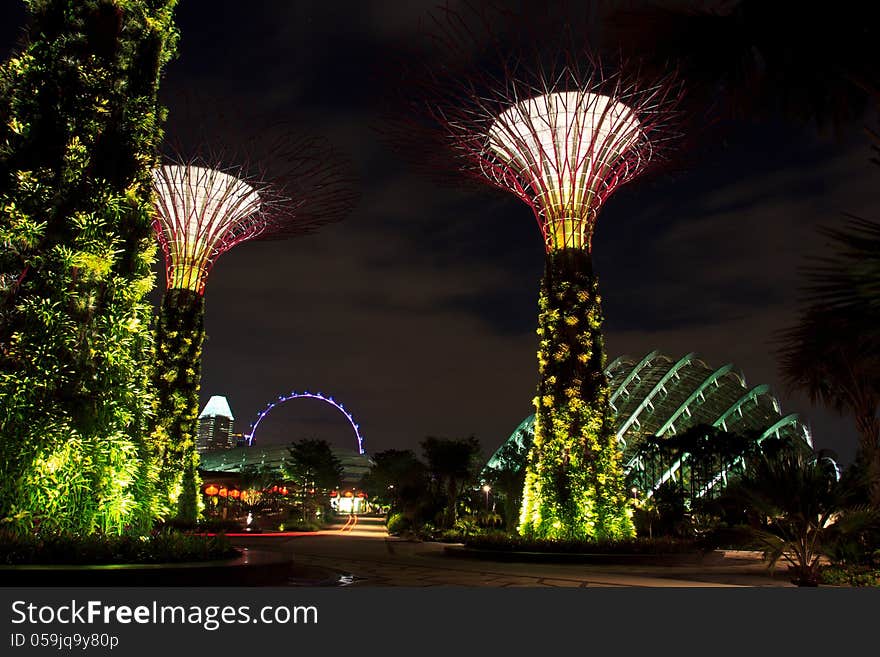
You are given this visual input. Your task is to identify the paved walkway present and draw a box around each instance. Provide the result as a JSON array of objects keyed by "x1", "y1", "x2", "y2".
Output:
[{"x1": 230, "y1": 515, "x2": 795, "y2": 587}]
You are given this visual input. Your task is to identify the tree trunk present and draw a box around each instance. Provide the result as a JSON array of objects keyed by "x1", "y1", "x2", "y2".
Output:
[
  {"x1": 445, "y1": 480, "x2": 458, "y2": 528},
  {"x1": 151, "y1": 288, "x2": 204, "y2": 523},
  {"x1": 519, "y1": 248, "x2": 634, "y2": 540},
  {"x1": 856, "y1": 412, "x2": 880, "y2": 508}
]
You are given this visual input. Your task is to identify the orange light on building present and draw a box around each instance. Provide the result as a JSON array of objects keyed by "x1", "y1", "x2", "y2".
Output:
[
  {"x1": 204, "y1": 484, "x2": 219, "y2": 497},
  {"x1": 280, "y1": 487, "x2": 288, "y2": 496},
  {"x1": 228, "y1": 488, "x2": 241, "y2": 500},
  {"x1": 356, "y1": 492, "x2": 365, "y2": 498},
  {"x1": 343, "y1": 491, "x2": 353, "y2": 498},
  {"x1": 218, "y1": 486, "x2": 228, "y2": 498},
  {"x1": 330, "y1": 490, "x2": 338, "y2": 497}
]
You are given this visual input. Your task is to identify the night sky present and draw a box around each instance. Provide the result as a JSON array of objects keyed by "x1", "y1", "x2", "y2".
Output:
[{"x1": 1, "y1": 2, "x2": 877, "y2": 465}]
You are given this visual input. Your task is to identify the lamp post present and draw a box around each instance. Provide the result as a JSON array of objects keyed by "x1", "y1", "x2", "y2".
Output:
[{"x1": 482, "y1": 484, "x2": 491, "y2": 512}]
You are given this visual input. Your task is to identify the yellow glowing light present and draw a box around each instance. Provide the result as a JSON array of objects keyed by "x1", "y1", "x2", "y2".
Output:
[
  {"x1": 489, "y1": 92, "x2": 641, "y2": 250},
  {"x1": 151, "y1": 165, "x2": 262, "y2": 292}
]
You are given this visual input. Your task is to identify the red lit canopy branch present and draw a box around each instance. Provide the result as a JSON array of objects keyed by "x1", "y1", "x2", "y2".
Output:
[
  {"x1": 421, "y1": 47, "x2": 683, "y2": 252},
  {"x1": 151, "y1": 163, "x2": 268, "y2": 293},
  {"x1": 151, "y1": 136, "x2": 355, "y2": 295}
]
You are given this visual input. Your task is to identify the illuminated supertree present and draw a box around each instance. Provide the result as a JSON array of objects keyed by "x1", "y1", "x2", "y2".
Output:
[
  {"x1": 411, "y1": 11, "x2": 684, "y2": 539},
  {"x1": 150, "y1": 135, "x2": 355, "y2": 521}
]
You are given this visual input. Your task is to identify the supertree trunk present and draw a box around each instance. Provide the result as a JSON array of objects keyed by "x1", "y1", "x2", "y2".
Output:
[
  {"x1": 519, "y1": 248, "x2": 634, "y2": 540},
  {"x1": 152, "y1": 288, "x2": 204, "y2": 523},
  {"x1": 0, "y1": 0, "x2": 177, "y2": 535}
]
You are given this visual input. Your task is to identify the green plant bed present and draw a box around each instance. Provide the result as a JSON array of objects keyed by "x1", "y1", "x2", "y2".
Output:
[
  {"x1": 0, "y1": 530, "x2": 239, "y2": 566},
  {"x1": 819, "y1": 564, "x2": 880, "y2": 587},
  {"x1": 277, "y1": 521, "x2": 322, "y2": 532},
  {"x1": 160, "y1": 518, "x2": 246, "y2": 534},
  {"x1": 463, "y1": 533, "x2": 700, "y2": 555}
]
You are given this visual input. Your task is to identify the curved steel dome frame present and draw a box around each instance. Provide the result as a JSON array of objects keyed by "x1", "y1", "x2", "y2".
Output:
[
  {"x1": 245, "y1": 391, "x2": 365, "y2": 454},
  {"x1": 488, "y1": 350, "x2": 813, "y2": 497}
]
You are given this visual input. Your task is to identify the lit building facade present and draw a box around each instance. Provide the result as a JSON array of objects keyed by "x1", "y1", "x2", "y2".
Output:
[{"x1": 197, "y1": 395, "x2": 236, "y2": 453}]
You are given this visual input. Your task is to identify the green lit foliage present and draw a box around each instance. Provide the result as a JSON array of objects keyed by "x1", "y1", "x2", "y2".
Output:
[
  {"x1": 519, "y1": 249, "x2": 634, "y2": 540},
  {"x1": 285, "y1": 438, "x2": 343, "y2": 522},
  {"x1": 421, "y1": 435, "x2": 482, "y2": 529},
  {"x1": 360, "y1": 449, "x2": 428, "y2": 513},
  {"x1": 777, "y1": 101, "x2": 880, "y2": 507},
  {"x1": 150, "y1": 288, "x2": 203, "y2": 522},
  {"x1": 482, "y1": 436, "x2": 530, "y2": 532},
  {"x1": 725, "y1": 447, "x2": 877, "y2": 586},
  {"x1": 0, "y1": 0, "x2": 178, "y2": 534},
  {"x1": 778, "y1": 241, "x2": 880, "y2": 509},
  {"x1": 0, "y1": 527, "x2": 237, "y2": 565}
]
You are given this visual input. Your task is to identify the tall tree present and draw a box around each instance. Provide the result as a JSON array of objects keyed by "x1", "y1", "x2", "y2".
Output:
[
  {"x1": 482, "y1": 437, "x2": 531, "y2": 532},
  {"x1": 360, "y1": 448, "x2": 428, "y2": 517},
  {"x1": 0, "y1": 0, "x2": 178, "y2": 534},
  {"x1": 725, "y1": 446, "x2": 866, "y2": 586},
  {"x1": 421, "y1": 435, "x2": 481, "y2": 529},
  {"x1": 285, "y1": 438, "x2": 343, "y2": 522},
  {"x1": 778, "y1": 308, "x2": 880, "y2": 507},
  {"x1": 778, "y1": 102, "x2": 880, "y2": 507}
]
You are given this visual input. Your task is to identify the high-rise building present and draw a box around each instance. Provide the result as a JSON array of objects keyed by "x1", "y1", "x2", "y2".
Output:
[{"x1": 197, "y1": 396, "x2": 235, "y2": 453}]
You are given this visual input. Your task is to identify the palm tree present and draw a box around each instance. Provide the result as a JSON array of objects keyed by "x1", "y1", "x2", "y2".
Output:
[
  {"x1": 359, "y1": 449, "x2": 428, "y2": 519},
  {"x1": 805, "y1": 215, "x2": 880, "y2": 327},
  {"x1": 777, "y1": 306, "x2": 880, "y2": 507},
  {"x1": 421, "y1": 436, "x2": 482, "y2": 529},
  {"x1": 482, "y1": 438, "x2": 531, "y2": 532},
  {"x1": 778, "y1": 81, "x2": 880, "y2": 505},
  {"x1": 728, "y1": 447, "x2": 861, "y2": 586}
]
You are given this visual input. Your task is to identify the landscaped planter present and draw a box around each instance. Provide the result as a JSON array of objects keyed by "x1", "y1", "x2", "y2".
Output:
[
  {"x1": 443, "y1": 545, "x2": 715, "y2": 565},
  {"x1": 0, "y1": 549, "x2": 298, "y2": 586}
]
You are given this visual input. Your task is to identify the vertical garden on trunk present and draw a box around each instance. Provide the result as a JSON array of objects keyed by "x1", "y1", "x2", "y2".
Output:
[
  {"x1": 151, "y1": 287, "x2": 203, "y2": 522},
  {"x1": 0, "y1": 0, "x2": 178, "y2": 534},
  {"x1": 521, "y1": 248, "x2": 631, "y2": 539}
]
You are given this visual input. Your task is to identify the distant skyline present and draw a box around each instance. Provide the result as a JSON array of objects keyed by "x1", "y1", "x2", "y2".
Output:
[{"x1": 2, "y1": 1, "x2": 876, "y2": 465}]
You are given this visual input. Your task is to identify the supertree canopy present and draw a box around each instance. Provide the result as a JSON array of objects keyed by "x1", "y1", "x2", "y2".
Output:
[
  {"x1": 486, "y1": 89, "x2": 646, "y2": 251},
  {"x1": 149, "y1": 136, "x2": 354, "y2": 522},
  {"x1": 413, "y1": 11, "x2": 683, "y2": 540},
  {"x1": 152, "y1": 164, "x2": 266, "y2": 295}
]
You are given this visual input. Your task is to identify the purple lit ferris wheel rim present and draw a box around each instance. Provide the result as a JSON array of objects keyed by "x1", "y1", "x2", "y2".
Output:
[{"x1": 245, "y1": 391, "x2": 365, "y2": 454}]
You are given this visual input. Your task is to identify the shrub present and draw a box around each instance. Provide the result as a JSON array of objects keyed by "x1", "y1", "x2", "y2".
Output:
[
  {"x1": 0, "y1": 529, "x2": 239, "y2": 566},
  {"x1": 819, "y1": 564, "x2": 880, "y2": 587},
  {"x1": 279, "y1": 521, "x2": 321, "y2": 532},
  {"x1": 463, "y1": 533, "x2": 700, "y2": 554},
  {"x1": 158, "y1": 518, "x2": 244, "y2": 534},
  {"x1": 452, "y1": 516, "x2": 480, "y2": 537},
  {"x1": 386, "y1": 512, "x2": 411, "y2": 535}
]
